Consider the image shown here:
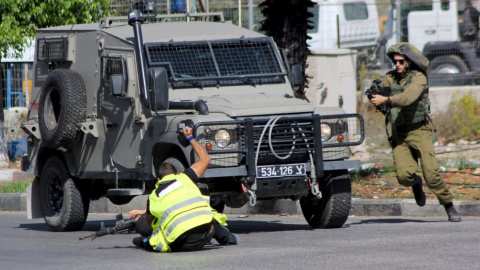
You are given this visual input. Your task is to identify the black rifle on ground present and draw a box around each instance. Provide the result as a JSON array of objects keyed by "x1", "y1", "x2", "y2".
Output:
[
  {"x1": 79, "y1": 214, "x2": 136, "y2": 241},
  {"x1": 363, "y1": 79, "x2": 392, "y2": 115}
]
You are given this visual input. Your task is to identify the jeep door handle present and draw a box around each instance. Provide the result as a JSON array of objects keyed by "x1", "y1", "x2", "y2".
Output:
[{"x1": 425, "y1": 30, "x2": 436, "y2": 35}]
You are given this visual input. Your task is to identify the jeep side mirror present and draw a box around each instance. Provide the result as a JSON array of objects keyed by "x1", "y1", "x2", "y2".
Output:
[
  {"x1": 291, "y1": 64, "x2": 304, "y2": 86},
  {"x1": 110, "y1": 74, "x2": 127, "y2": 96},
  {"x1": 148, "y1": 67, "x2": 169, "y2": 111}
]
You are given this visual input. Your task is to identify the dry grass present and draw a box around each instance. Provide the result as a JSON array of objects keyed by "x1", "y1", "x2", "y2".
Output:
[{"x1": 352, "y1": 171, "x2": 480, "y2": 201}]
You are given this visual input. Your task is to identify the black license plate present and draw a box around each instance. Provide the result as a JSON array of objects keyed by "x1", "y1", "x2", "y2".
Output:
[{"x1": 256, "y1": 163, "x2": 306, "y2": 178}]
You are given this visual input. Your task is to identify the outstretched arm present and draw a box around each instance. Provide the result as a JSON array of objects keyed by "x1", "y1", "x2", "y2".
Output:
[{"x1": 183, "y1": 126, "x2": 210, "y2": 178}]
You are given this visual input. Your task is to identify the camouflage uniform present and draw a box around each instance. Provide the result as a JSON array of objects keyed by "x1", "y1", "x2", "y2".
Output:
[{"x1": 381, "y1": 71, "x2": 453, "y2": 205}]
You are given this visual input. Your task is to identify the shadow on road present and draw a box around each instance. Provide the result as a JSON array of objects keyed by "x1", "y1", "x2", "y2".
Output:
[
  {"x1": 17, "y1": 217, "x2": 443, "y2": 235},
  {"x1": 347, "y1": 218, "x2": 440, "y2": 226},
  {"x1": 17, "y1": 222, "x2": 50, "y2": 231},
  {"x1": 227, "y1": 219, "x2": 312, "y2": 234},
  {"x1": 17, "y1": 219, "x2": 120, "y2": 232}
]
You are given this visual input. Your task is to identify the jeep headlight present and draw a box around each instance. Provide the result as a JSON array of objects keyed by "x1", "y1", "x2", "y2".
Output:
[
  {"x1": 320, "y1": 123, "x2": 332, "y2": 141},
  {"x1": 214, "y1": 129, "x2": 231, "y2": 148}
]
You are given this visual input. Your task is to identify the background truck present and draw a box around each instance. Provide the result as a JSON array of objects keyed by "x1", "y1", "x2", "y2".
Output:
[
  {"x1": 382, "y1": 0, "x2": 480, "y2": 75},
  {"x1": 307, "y1": 0, "x2": 381, "y2": 69},
  {"x1": 21, "y1": 8, "x2": 364, "y2": 232}
]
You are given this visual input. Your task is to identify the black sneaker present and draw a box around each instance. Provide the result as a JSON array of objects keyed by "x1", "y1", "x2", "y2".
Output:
[
  {"x1": 133, "y1": 236, "x2": 149, "y2": 249},
  {"x1": 227, "y1": 233, "x2": 239, "y2": 245},
  {"x1": 445, "y1": 204, "x2": 462, "y2": 222},
  {"x1": 412, "y1": 174, "x2": 426, "y2": 207}
]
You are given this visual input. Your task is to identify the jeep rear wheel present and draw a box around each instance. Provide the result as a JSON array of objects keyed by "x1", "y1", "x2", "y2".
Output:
[
  {"x1": 38, "y1": 69, "x2": 87, "y2": 149},
  {"x1": 300, "y1": 170, "x2": 351, "y2": 228},
  {"x1": 40, "y1": 156, "x2": 89, "y2": 231}
]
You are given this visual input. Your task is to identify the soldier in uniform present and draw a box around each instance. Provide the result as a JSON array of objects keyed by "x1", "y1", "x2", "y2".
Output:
[{"x1": 369, "y1": 43, "x2": 461, "y2": 222}]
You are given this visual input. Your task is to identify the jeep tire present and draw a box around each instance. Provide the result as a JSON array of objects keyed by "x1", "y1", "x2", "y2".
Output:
[
  {"x1": 40, "y1": 156, "x2": 89, "y2": 231},
  {"x1": 300, "y1": 170, "x2": 352, "y2": 228},
  {"x1": 39, "y1": 69, "x2": 87, "y2": 149}
]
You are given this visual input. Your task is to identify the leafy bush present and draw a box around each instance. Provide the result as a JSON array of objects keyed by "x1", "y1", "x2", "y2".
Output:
[
  {"x1": 0, "y1": 181, "x2": 32, "y2": 193},
  {"x1": 453, "y1": 91, "x2": 480, "y2": 139},
  {"x1": 429, "y1": 91, "x2": 480, "y2": 144}
]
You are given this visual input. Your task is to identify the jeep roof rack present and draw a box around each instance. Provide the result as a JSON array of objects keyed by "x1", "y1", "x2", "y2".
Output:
[{"x1": 99, "y1": 12, "x2": 225, "y2": 29}]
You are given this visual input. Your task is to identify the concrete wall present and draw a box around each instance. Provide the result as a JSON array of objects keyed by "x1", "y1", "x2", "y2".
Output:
[
  {"x1": 4, "y1": 107, "x2": 28, "y2": 141},
  {"x1": 429, "y1": 85, "x2": 480, "y2": 115},
  {"x1": 305, "y1": 49, "x2": 357, "y2": 114}
]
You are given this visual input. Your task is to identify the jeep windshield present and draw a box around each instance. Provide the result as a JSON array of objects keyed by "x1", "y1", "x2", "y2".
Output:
[{"x1": 145, "y1": 37, "x2": 287, "y2": 88}]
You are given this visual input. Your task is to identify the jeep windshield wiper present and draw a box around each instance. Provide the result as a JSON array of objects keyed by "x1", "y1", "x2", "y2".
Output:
[
  {"x1": 184, "y1": 80, "x2": 203, "y2": 89},
  {"x1": 239, "y1": 77, "x2": 256, "y2": 87},
  {"x1": 175, "y1": 73, "x2": 203, "y2": 89}
]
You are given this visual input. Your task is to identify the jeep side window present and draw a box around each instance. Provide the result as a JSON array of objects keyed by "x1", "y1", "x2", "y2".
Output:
[{"x1": 102, "y1": 56, "x2": 128, "y2": 96}]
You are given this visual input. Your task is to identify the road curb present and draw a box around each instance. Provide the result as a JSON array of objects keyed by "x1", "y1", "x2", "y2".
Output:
[{"x1": 1, "y1": 193, "x2": 479, "y2": 217}]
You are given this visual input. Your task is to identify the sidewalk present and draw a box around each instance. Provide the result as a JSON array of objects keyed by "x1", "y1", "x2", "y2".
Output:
[
  {"x1": 1, "y1": 192, "x2": 479, "y2": 218},
  {"x1": 1, "y1": 166, "x2": 479, "y2": 217}
]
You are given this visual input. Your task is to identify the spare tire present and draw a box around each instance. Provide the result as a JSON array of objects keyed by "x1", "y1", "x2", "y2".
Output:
[{"x1": 39, "y1": 70, "x2": 87, "y2": 149}]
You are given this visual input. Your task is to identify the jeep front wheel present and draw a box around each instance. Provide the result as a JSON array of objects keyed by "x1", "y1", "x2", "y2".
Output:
[
  {"x1": 300, "y1": 170, "x2": 351, "y2": 228},
  {"x1": 40, "y1": 156, "x2": 89, "y2": 231}
]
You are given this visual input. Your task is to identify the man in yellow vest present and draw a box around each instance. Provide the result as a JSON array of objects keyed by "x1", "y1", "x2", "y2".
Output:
[
  {"x1": 128, "y1": 124, "x2": 239, "y2": 252},
  {"x1": 369, "y1": 43, "x2": 461, "y2": 222}
]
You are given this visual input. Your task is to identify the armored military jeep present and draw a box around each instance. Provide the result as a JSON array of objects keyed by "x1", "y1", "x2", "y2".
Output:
[{"x1": 21, "y1": 10, "x2": 364, "y2": 232}]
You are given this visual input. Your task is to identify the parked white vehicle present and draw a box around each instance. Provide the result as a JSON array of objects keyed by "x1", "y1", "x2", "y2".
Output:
[
  {"x1": 308, "y1": 0, "x2": 380, "y2": 50},
  {"x1": 383, "y1": 0, "x2": 480, "y2": 74},
  {"x1": 307, "y1": 0, "x2": 381, "y2": 66}
]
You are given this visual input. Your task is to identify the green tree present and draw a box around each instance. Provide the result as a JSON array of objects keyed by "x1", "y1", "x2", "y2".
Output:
[
  {"x1": 0, "y1": 0, "x2": 111, "y2": 59},
  {"x1": 0, "y1": 0, "x2": 111, "y2": 162},
  {"x1": 259, "y1": 0, "x2": 314, "y2": 99}
]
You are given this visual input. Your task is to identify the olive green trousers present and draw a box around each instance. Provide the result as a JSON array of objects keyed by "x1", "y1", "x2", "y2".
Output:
[{"x1": 392, "y1": 122, "x2": 453, "y2": 205}]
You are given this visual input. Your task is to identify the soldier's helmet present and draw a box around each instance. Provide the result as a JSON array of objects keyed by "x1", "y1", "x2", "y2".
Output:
[{"x1": 387, "y1": 42, "x2": 429, "y2": 72}]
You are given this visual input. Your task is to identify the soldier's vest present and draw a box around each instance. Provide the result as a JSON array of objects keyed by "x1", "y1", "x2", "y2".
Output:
[
  {"x1": 388, "y1": 70, "x2": 429, "y2": 126},
  {"x1": 148, "y1": 173, "x2": 213, "y2": 252}
]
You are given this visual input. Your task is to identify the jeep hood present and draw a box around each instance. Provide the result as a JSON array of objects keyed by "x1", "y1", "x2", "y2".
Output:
[{"x1": 198, "y1": 93, "x2": 314, "y2": 117}]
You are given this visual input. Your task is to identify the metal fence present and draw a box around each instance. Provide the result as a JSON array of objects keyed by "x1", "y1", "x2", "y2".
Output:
[
  {"x1": 0, "y1": 63, "x2": 32, "y2": 110},
  {"x1": 109, "y1": 0, "x2": 265, "y2": 29},
  {"x1": 109, "y1": 0, "x2": 480, "y2": 84},
  {"x1": 2, "y1": 0, "x2": 479, "y2": 109}
]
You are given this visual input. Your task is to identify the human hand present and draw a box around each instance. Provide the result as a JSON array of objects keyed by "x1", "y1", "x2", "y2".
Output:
[
  {"x1": 370, "y1": 94, "x2": 389, "y2": 107},
  {"x1": 127, "y1": 209, "x2": 146, "y2": 221},
  {"x1": 183, "y1": 126, "x2": 193, "y2": 138}
]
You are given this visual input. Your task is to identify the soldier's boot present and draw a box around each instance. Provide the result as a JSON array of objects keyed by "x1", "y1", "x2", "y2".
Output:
[
  {"x1": 445, "y1": 203, "x2": 462, "y2": 222},
  {"x1": 412, "y1": 174, "x2": 426, "y2": 207}
]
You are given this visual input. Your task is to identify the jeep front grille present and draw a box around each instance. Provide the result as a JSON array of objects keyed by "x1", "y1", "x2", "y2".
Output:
[
  {"x1": 251, "y1": 118, "x2": 314, "y2": 164},
  {"x1": 195, "y1": 114, "x2": 364, "y2": 167}
]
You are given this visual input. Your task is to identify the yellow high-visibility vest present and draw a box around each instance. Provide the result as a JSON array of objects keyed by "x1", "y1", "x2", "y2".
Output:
[{"x1": 148, "y1": 173, "x2": 213, "y2": 252}]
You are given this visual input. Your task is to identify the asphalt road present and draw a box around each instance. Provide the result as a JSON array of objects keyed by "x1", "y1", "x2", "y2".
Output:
[{"x1": 1, "y1": 212, "x2": 479, "y2": 270}]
